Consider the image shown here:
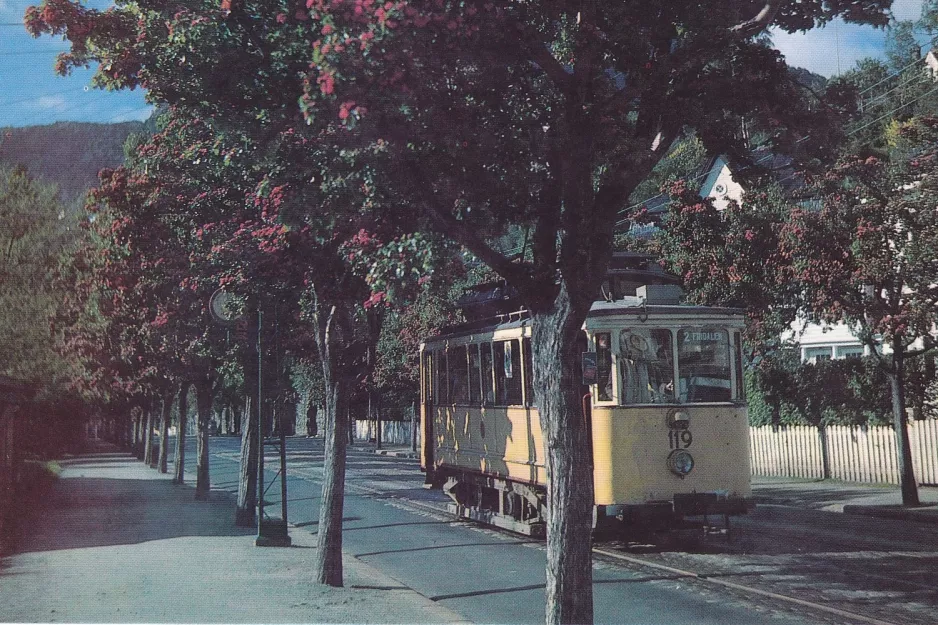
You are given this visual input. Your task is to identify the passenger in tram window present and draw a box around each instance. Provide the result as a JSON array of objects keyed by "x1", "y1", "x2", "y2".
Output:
[
  {"x1": 620, "y1": 329, "x2": 674, "y2": 404},
  {"x1": 595, "y1": 333, "x2": 613, "y2": 401}
]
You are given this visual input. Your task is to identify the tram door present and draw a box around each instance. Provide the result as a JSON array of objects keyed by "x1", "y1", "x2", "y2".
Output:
[
  {"x1": 421, "y1": 351, "x2": 435, "y2": 484},
  {"x1": 577, "y1": 331, "x2": 594, "y2": 466}
]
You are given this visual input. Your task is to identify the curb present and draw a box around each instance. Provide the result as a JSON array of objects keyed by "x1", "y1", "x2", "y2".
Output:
[
  {"x1": 842, "y1": 504, "x2": 938, "y2": 525},
  {"x1": 373, "y1": 448, "x2": 418, "y2": 459}
]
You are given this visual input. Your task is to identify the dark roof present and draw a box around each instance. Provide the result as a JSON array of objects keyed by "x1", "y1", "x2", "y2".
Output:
[{"x1": 725, "y1": 147, "x2": 807, "y2": 197}]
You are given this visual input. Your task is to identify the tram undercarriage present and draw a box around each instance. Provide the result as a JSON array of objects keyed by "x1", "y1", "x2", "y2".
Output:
[
  {"x1": 440, "y1": 469, "x2": 752, "y2": 540},
  {"x1": 442, "y1": 471, "x2": 548, "y2": 537}
]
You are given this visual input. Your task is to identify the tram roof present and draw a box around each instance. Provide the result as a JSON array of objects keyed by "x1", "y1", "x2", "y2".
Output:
[{"x1": 423, "y1": 297, "x2": 745, "y2": 345}]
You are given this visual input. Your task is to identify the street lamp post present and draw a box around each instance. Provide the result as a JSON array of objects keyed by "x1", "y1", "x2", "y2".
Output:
[{"x1": 210, "y1": 289, "x2": 290, "y2": 547}]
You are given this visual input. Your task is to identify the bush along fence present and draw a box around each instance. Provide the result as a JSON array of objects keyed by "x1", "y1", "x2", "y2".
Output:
[{"x1": 750, "y1": 421, "x2": 938, "y2": 486}]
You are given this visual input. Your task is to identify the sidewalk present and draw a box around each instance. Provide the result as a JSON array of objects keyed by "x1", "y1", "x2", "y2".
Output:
[
  {"x1": 751, "y1": 474, "x2": 938, "y2": 524},
  {"x1": 0, "y1": 443, "x2": 469, "y2": 624}
]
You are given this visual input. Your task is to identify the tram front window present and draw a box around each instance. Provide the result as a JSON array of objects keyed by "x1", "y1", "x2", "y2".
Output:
[
  {"x1": 677, "y1": 327, "x2": 731, "y2": 403},
  {"x1": 619, "y1": 329, "x2": 674, "y2": 404}
]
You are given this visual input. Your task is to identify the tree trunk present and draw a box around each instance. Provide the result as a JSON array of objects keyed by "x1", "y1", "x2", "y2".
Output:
[
  {"x1": 369, "y1": 389, "x2": 382, "y2": 450},
  {"x1": 889, "y1": 344, "x2": 920, "y2": 506},
  {"x1": 143, "y1": 406, "x2": 155, "y2": 467},
  {"x1": 310, "y1": 293, "x2": 355, "y2": 588},
  {"x1": 236, "y1": 395, "x2": 259, "y2": 526},
  {"x1": 818, "y1": 423, "x2": 831, "y2": 480},
  {"x1": 173, "y1": 382, "x2": 191, "y2": 485},
  {"x1": 133, "y1": 414, "x2": 142, "y2": 459},
  {"x1": 195, "y1": 376, "x2": 213, "y2": 500},
  {"x1": 158, "y1": 387, "x2": 174, "y2": 474},
  {"x1": 530, "y1": 284, "x2": 595, "y2": 625},
  {"x1": 316, "y1": 363, "x2": 349, "y2": 586}
]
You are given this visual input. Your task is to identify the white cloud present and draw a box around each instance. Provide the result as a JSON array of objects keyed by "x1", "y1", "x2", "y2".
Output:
[
  {"x1": 772, "y1": 21, "x2": 886, "y2": 77},
  {"x1": 891, "y1": 0, "x2": 924, "y2": 22},
  {"x1": 107, "y1": 105, "x2": 155, "y2": 123},
  {"x1": 36, "y1": 94, "x2": 67, "y2": 111}
]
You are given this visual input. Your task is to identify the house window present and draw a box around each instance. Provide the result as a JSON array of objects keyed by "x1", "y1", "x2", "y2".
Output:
[
  {"x1": 803, "y1": 346, "x2": 833, "y2": 363},
  {"x1": 836, "y1": 345, "x2": 864, "y2": 359}
]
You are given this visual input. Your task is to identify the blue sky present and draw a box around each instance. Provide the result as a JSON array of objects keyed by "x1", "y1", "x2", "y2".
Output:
[
  {"x1": 0, "y1": 0, "x2": 151, "y2": 128},
  {"x1": 0, "y1": 1, "x2": 929, "y2": 128}
]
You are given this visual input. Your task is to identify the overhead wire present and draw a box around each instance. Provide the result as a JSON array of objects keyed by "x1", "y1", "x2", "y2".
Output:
[
  {"x1": 849, "y1": 83, "x2": 938, "y2": 136},
  {"x1": 500, "y1": 72, "x2": 938, "y2": 257},
  {"x1": 856, "y1": 35, "x2": 938, "y2": 96},
  {"x1": 0, "y1": 85, "x2": 90, "y2": 109},
  {"x1": 0, "y1": 49, "x2": 70, "y2": 56}
]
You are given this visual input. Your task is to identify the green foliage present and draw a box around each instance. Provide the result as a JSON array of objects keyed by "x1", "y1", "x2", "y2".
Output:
[
  {"x1": 654, "y1": 181, "x2": 798, "y2": 350},
  {"x1": 831, "y1": 13, "x2": 938, "y2": 154},
  {"x1": 747, "y1": 351, "x2": 893, "y2": 427},
  {"x1": 627, "y1": 133, "x2": 709, "y2": 207},
  {"x1": 0, "y1": 166, "x2": 81, "y2": 395}
]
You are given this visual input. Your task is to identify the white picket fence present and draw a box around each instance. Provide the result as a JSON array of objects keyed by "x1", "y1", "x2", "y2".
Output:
[
  {"x1": 750, "y1": 421, "x2": 938, "y2": 485},
  {"x1": 354, "y1": 419, "x2": 420, "y2": 447},
  {"x1": 350, "y1": 415, "x2": 938, "y2": 486}
]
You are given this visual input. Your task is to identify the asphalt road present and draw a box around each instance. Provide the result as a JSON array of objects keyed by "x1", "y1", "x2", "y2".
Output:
[{"x1": 200, "y1": 435, "x2": 820, "y2": 625}]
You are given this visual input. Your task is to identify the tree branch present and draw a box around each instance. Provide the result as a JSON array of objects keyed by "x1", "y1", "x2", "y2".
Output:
[
  {"x1": 512, "y1": 21, "x2": 574, "y2": 95},
  {"x1": 400, "y1": 158, "x2": 538, "y2": 292},
  {"x1": 730, "y1": 0, "x2": 782, "y2": 37},
  {"x1": 424, "y1": 198, "x2": 535, "y2": 288}
]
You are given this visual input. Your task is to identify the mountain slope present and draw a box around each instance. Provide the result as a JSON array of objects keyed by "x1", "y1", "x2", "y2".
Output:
[{"x1": 0, "y1": 121, "x2": 144, "y2": 206}]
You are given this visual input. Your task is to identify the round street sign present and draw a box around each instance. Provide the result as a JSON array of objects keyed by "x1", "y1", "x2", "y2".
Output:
[{"x1": 209, "y1": 289, "x2": 245, "y2": 325}]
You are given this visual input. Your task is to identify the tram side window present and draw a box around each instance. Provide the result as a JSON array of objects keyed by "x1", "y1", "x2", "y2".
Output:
[
  {"x1": 734, "y1": 332, "x2": 746, "y2": 401},
  {"x1": 522, "y1": 338, "x2": 535, "y2": 407},
  {"x1": 481, "y1": 342, "x2": 495, "y2": 405},
  {"x1": 434, "y1": 349, "x2": 449, "y2": 405},
  {"x1": 423, "y1": 352, "x2": 433, "y2": 404},
  {"x1": 595, "y1": 333, "x2": 613, "y2": 402},
  {"x1": 619, "y1": 329, "x2": 674, "y2": 404},
  {"x1": 494, "y1": 340, "x2": 523, "y2": 406},
  {"x1": 468, "y1": 344, "x2": 482, "y2": 404},
  {"x1": 678, "y1": 328, "x2": 731, "y2": 403},
  {"x1": 449, "y1": 345, "x2": 469, "y2": 404}
]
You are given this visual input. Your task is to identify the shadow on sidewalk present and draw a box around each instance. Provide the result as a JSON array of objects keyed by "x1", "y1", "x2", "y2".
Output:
[{"x1": 10, "y1": 453, "x2": 254, "y2": 556}]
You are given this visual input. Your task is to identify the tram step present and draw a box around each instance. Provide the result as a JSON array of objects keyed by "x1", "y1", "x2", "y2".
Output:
[{"x1": 447, "y1": 502, "x2": 546, "y2": 538}]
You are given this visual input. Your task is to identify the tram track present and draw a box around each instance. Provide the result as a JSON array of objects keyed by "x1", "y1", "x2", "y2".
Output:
[
  {"x1": 352, "y1": 481, "x2": 912, "y2": 625},
  {"x1": 230, "y1": 448, "x2": 912, "y2": 625},
  {"x1": 591, "y1": 546, "x2": 901, "y2": 625}
]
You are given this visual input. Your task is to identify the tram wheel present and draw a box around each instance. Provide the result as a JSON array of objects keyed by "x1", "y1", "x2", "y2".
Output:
[
  {"x1": 473, "y1": 485, "x2": 484, "y2": 509},
  {"x1": 503, "y1": 492, "x2": 518, "y2": 519}
]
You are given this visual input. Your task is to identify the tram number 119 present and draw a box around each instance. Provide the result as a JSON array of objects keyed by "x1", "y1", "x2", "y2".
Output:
[{"x1": 668, "y1": 429, "x2": 693, "y2": 449}]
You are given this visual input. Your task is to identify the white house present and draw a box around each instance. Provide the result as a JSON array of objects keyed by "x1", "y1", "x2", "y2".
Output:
[{"x1": 697, "y1": 154, "x2": 868, "y2": 363}]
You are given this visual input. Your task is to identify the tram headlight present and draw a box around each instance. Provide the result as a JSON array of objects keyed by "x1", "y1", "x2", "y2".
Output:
[{"x1": 667, "y1": 449, "x2": 694, "y2": 477}]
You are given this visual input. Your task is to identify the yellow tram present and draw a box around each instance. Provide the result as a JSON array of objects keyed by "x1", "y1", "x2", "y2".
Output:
[{"x1": 419, "y1": 285, "x2": 753, "y2": 537}]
